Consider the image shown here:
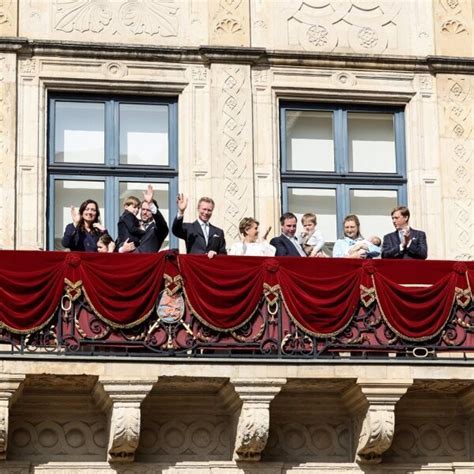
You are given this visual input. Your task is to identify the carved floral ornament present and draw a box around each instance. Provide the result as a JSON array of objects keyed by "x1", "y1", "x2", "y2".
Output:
[
  {"x1": 54, "y1": 0, "x2": 179, "y2": 37},
  {"x1": 290, "y1": 0, "x2": 401, "y2": 53}
]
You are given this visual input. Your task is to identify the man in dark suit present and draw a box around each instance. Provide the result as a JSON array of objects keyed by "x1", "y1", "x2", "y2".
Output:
[
  {"x1": 270, "y1": 212, "x2": 306, "y2": 257},
  {"x1": 119, "y1": 185, "x2": 168, "y2": 253},
  {"x1": 382, "y1": 206, "x2": 427, "y2": 259},
  {"x1": 172, "y1": 194, "x2": 226, "y2": 257}
]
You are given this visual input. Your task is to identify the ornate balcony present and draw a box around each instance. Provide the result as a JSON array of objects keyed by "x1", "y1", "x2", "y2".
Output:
[{"x1": 1, "y1": 250, "x2": 473, "y2": 359}]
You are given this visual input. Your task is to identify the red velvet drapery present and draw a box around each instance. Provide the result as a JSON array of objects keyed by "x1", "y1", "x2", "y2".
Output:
[{"x1": 1, "y1": 250, "x2": 472, "y2": 340}]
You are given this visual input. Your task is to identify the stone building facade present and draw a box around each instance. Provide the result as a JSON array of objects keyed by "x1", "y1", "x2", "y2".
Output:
[{"x1": 0, "y1": 0, "x2": 473, "y2": 472}]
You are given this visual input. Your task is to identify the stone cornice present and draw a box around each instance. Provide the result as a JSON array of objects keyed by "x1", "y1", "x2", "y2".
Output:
[{"x1": 0, "y1": 38, "x2": 473, "y2": 74}]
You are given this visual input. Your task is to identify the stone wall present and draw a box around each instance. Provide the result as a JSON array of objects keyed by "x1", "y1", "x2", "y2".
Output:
[{"x1": 1, "y1": 362, "x2": 474, "y2": 472}]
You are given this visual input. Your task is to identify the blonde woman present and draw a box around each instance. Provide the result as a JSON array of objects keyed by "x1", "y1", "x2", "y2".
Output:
[{"x1": 229, "y1": 217, "x2": 276, "y2": 256}]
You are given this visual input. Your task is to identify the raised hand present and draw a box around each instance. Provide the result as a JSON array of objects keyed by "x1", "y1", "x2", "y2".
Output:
[
  {"x1": 70, "y1": 206, "x2": 80, "y2": 226},
  {"x1": 176, "y1": 193, "x2": 188, "y2": 214},
  {"x1": 263, "y1": 226, "x2": 272, "y2": 240},
  {"x1": 143, "y1": 184, "x2": 154, "y2": 203},
  {"x1": 92, "y1": 222, "x2": 106, "y2": 232}
]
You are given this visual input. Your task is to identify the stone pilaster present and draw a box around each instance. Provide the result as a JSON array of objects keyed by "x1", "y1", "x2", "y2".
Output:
[
  {"x1": 343, "y1": 379, "x2": 413, "y2": 464},
  {"x1": 93, "y1": 378, "x2": 154, "y2": 463},
  {"x1": 437, "y1": 74, "x2": 474, "y2": 259},
  {"x1": 0, "y1": 53, "x2": 17, "y2": 249},
  {"x1": 210, "y1": 63, "x2": 254, "y2": 244},
  {"x1": 0, "y1": 374, "x2": 25, "y2": 460},
  {"x1": 230, "y1": 378, "x2": 286, "y2": 461}
]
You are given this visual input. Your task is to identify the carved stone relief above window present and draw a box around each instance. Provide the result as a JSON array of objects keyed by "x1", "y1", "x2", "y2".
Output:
[
  {"x1": 209, "y1": 0, "x2": 250, "y2": 46},
  {"x1": 288, "y1": 0, "x2": 402, "y2": 54},
  {"x1": 53, "y1": 0, "x2": 179, "y2": 37},
  {"x1": 435, "y1": 0, "x2": 472, "y2": 55}
]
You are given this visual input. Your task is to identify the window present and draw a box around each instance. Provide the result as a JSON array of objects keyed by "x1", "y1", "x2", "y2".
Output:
[
  {"x1": 280, "y1": 102, "x2": 406, "y2": 244},
  {"x1": 48, "y1": 94, "x2": 178, "y2": 250}
]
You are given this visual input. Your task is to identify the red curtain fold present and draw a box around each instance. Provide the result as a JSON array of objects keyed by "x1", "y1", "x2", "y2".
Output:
[
  {"x1": 373, "y1": 271, "x2": 457, "y2": 341},
  {"x1": 276, "y1": 258, "x2": 363, "y2": 337},
  {"x1": 0, "y1": 251, "x2": 66, "y2": 333},
  {"x1": 73, "y1": 252, "x2": 167, "y2": 328},
  {"x1": 178, "y1": 254, "x2": 266, "y2": 331}
]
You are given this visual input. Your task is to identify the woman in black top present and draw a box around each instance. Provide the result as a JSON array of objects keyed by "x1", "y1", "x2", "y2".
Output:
[{"x1": 61, "y1": 199, "x2": 108, "y2": 252}]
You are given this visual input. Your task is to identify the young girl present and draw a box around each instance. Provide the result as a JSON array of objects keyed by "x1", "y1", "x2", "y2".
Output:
[{"x1": 97, "y1": 234, "x2": 116, "y2": 253}]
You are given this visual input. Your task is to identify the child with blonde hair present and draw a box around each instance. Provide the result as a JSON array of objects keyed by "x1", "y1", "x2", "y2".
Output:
[{"x1": 299, "y1": 213, "x2": 326, "y2": 257}]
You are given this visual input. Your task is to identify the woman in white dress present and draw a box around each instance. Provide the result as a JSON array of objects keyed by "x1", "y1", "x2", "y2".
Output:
[{"x1": 229, "y1": 217, "x2": 276, "y2": 256}]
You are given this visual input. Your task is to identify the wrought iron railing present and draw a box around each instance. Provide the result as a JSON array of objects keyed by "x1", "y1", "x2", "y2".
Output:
[{"x1": 1, "y1": 289, "x2": 473, "y2": 359}]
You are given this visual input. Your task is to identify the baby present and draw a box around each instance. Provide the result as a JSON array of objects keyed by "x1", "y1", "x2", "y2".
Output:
[
  {"x1": 348, "y1": 235, "x2": 381, "y2": 259},
  {"x1": 299, "y1": 213, "x2": 326, "y2": 257}
]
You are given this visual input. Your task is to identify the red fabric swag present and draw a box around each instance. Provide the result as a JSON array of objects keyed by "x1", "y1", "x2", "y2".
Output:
[
  {"x1": 0, "y1": 251, "x2": 66, "y2": 333},
  {"x1": 276, "y1": 258, "x2": 363, "y2": 336},
  {"x1": 179, "y1": 254, "x2": 265, "y2": 331},
  {"x1": 74, "y1": 252, "x2": 167, "y2": 328}
]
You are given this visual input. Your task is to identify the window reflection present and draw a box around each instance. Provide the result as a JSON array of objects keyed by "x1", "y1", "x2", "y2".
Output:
[
  {"x1": 119, "y1": 104, "x2": 169, "y2": 166},
  {"x1": 54, "y1": 102, "x2": 105, "y2": 164},
  {"x1": 286, "y1": 111, "x2": 334, "y2": 172}
]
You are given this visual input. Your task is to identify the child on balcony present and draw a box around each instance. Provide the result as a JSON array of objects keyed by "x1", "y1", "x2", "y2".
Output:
[
  {"x1": 116, "y1": 196, "x2": 145, "y2": 249},
  {"x1": 299, "y1": 213, "x2": 326, "y2": 257}
]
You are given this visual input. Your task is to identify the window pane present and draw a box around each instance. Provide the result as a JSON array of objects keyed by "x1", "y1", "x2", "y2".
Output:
[
  {"x1": 349, "y1": 189, "x2": 398, "y2": 240},
  {"x1": 119, "y1": 104, "x2": 169, "y2": 166},
  {"x1": 54, "y1": 102, "x2": 105, "y2": 164},
  {"x1": 348, "y1": 113, "x2": 396, "y2": 173},
  {"x1": 287, "y1": 187, "x2": 337, "y2": 242},
  {"x1": 286, "y1": 111, "x2": 334, "y2": 171},
  {"x1": 54, "y1": 180, "x2": 105, "y2": 250},
  {"x1": 118, "y1": 181, "x2": 170, "y2": 249}
]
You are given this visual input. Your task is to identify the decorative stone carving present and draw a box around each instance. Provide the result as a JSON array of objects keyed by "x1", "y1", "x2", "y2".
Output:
[
  {"x1": 438, "y1": 75, "x2": 473, "y2": 259},
  {"x1": 209, "y1": 0, "x2": 250, "y2": 46},
  {"x1": 230, "y1": 378, "x2": 286, "y2": 461},
  {"x1": 435, "y1": 0, "x2": 472, "y2": 55},
  {"x1": 0, "y1": 375, "x2": 25, "y2": 460},
  {"x1": 288, "y1": 0, "x2": 402, "y2": 54},
  {"x1": 18, "y1": 59, "x2": 37, "y2": 76},
  {"x1": 265, "y1": 420, "x2": 350, "y2": 461},
  {"x1": 93, "y1": 379, "x2": 154, "y2": 463},
  {"x1": 214, "y1": 65, "x2": 252, "y2": 242},
  {"x1": 53, "y1": 0, "x2": 179, "y2": 37},
  {"x1": 344, "y1": 379, "x2": 412, "y2": 464}
]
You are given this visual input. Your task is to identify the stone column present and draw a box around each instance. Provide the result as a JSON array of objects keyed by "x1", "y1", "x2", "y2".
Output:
[
  {"x1": 343, "y1": 378, "x2": 413, "y2": 464},
  {"x1": 93, "y1": 378, "x2": 154, "y2": 463},
  {"x1": 230, "y1": 378, "x2": 286, "y2": 461},
  {"x1": 0, "y1": 374, "x2": 25, "y2": 460}
]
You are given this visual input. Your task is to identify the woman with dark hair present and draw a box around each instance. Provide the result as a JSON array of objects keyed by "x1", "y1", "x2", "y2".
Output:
[
  {"x1": 61, "y1": 199, "x2": 108, "y2": 252},
  {"x1": 332, "y1": 214, "x2": 379, "y2": 259}
]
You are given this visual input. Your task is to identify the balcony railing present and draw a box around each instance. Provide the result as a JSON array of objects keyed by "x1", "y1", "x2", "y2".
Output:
[{"x1": 0, "y1": 250, "x2": 473, "y2": 359}]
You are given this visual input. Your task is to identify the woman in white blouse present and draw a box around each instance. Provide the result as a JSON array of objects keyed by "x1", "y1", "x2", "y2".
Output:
[{"x1": 229, "y1": 217, "x2": 276, "y2": 256}]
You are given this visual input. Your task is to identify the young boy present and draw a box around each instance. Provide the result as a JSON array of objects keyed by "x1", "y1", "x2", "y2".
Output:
[
  {"x1": 116, "y1": 196, "x2": 145, "y2": 249},
  {"x1": 299, "y1": 213, "x2": 326, "y2": 257}
]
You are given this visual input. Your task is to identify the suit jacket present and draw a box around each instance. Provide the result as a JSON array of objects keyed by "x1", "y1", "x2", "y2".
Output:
[
  {"x1": 136, "y1": 209, "x2": 169, "y2": 253},
  {"x1": 172, "y1": 217, "x2": 226, "y2": 255},
  {"x1": 117, "y1": 210, "x2": 145, "y2": 247},
  {"x1": 382, "y1": 228, "x2": 427, "y2": 260},
  {"x1": 270, "y1": 234, "x2": 305, "y2": 257}
]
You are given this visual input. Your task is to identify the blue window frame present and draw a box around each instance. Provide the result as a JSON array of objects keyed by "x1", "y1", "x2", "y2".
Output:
[
  {"x1": 47, "y1": 93, "x2": 178, "y2": 250},
  {"x1": 280, "y1": 102, "x2": 407, "y2": 244}
]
